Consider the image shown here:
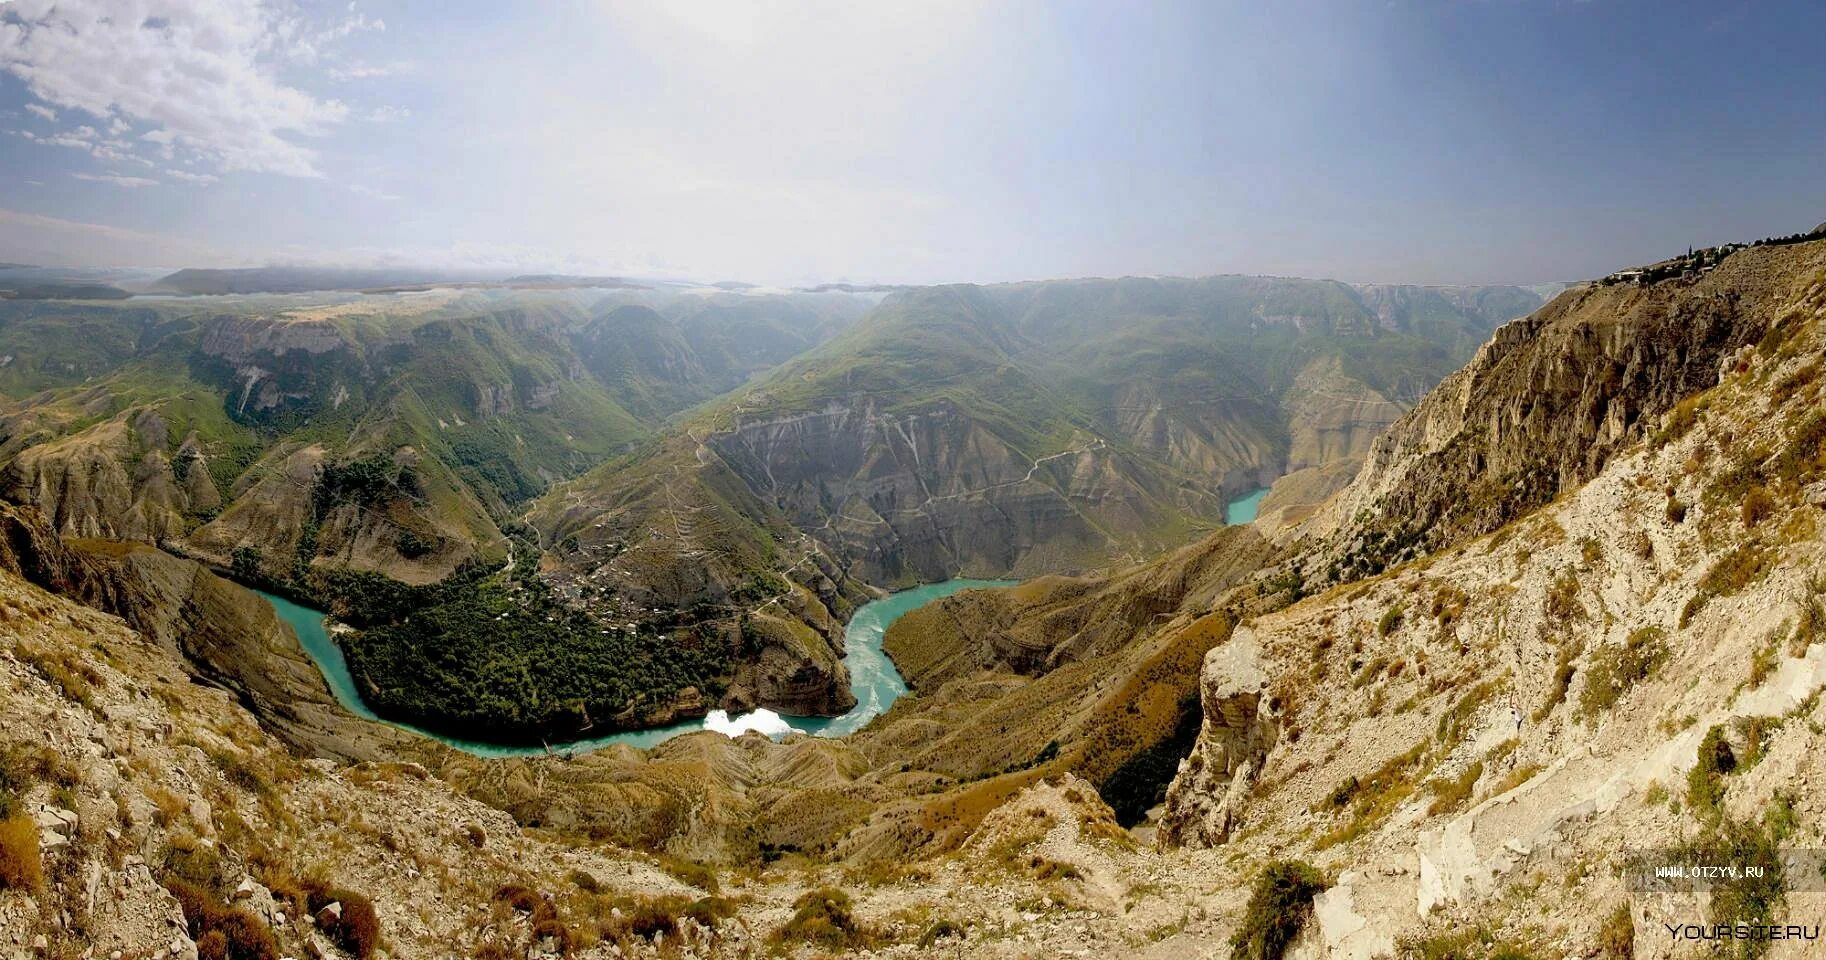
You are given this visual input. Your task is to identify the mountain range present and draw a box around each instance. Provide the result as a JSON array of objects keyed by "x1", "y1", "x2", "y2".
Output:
[
  {"x1": 0, "y1": 231, "x2": 1820, "y2": 958},
  {"x1": 0, "y1": 273, "x2": 1549, "y2": 742}
]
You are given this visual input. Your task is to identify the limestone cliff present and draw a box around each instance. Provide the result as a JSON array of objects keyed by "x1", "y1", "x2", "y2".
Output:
[
  {"x1": 1303, "y1": 240, "x2": 1826, "y2": 578},
  {"x1": 1152, "y1": 240, "x2": 1826, "y2": 955}
]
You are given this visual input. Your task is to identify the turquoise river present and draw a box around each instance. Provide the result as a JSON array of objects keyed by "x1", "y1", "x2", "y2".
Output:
[{"x1": 258, "y1": 486, "x2": 1270, "y2": 756}]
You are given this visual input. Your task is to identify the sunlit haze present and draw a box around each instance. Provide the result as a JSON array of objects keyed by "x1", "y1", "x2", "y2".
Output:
[{"x1": 2, "y1": 0, "x2": 1822, "y2": 284}]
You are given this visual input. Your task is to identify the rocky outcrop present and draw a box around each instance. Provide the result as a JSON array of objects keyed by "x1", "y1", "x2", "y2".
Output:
[
  {"x1": 0, "y1": 503, "x2": 406, "y2": 760},
  {"x1": 67, "y1": 541, "x2": 415, "y2": 760},
  {"x1": 1305, "y1": 239, "x2": 1826, "y2": 571},
  {"x1": 1153, "y1": 238, "x2": 1826, "y2": 956},
  {"x1": 1158, "y1": 628, "x2": 1278, "y2": 847},
  {"x1": 725, "y1": 622, "x2": 856, "y2": 717}
]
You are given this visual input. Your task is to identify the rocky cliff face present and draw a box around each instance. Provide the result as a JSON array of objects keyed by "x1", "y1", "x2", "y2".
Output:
[
  {"x1": 705, "y1": 396, "x2": 1221, "y2": 585},
  {"x1": 1157, "y1": 629, "x2": 1278, "y2": 847},
  {"x1": 1151, "y1": 241, "x2": 1826, "y2": 955},
  {"x1": 1304, "y1": 240, "x2": 1826, "y2": 579},
  {"x1": 1, "y1": 409, "x2": 219, "y2": 543},
  {"x1": 0, "y1": 503, "x2": 407, "y2": 761}
]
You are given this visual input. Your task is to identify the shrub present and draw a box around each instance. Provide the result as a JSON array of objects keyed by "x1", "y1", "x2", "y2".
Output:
[
  {"x1": 1533, "y1": 642, "x2": 1582, "y2": 721},
  {"x1": 1485, "y1": 762, "x2": 1543, "y2": 798},
  {"x1": 1677, "y1": 815, "x2": 1789, "y2": 960},
  {"x1": 655, "y1": 854, "x2": 720, "y2": 894},
  {"x1": 1597, "y1": 902, "x2": 1634, "y2": 959},
  {"x1": 596, "y1": 896, "x2": 684, "y2": 943},
  {"x1": 775, "y1": 887, "x2": 872, "y2": 951},
  {"x1": 162, "y1": 832, "x2": 225, "y2": 890},
  {"x1": 0, "y1": 812, "x2": 43, "y2": 892},
  {"x1": 493, "y1": 883, "x2": 542, "y2": 912},
  {"x1": 206, "y1": 748, "x2": 274, "y2": 801},
  {"x1": 1231, "y1": 860, "x2": 1329, "y2": 960},
  {"x1": 0, "y1": 746, "x2": 27, "y2": 819},
  {"x1": 1655, "y1": 396, "x2": 1705, "y2": 447},
  {"x1": 395, "y1": 529, "x2": 433, "y2": 559},
  {"x1": 1579, "y1": 537, "x2": 1604, "y2": 566},
  {"x1": 320, "y1": 890, "x2": 382, "y2": 959},
  {"x1": 1735, "y1": 714, "x2": 1781, "y2": 770},
  {"x1": 266, "y1": 877, "x2": 383, "y2": 959},
  {"x1": 1685, "y1": 725, "x2": 1736, "y2": 814},
  {"x1": 1748, "y1": 628, "x2": 1783, "y2": 688},
  {"x1": 1545, "y1": 567, "x2": 1585, "y2": 622},
  {"x1": 1378, "y1": 605, "x2": 1405, "y2": 637},
  {"x1": 1437, "y1": 681, "x2": 1500, "y2": 745},
  {"x1": 1740, "y1": 487, "x2": 1776, "y2": 527},
  {"x1": 166, "y1": 878, "x2": 279, "y2": 960},
  {"x1": 1683, "y1": 545, "x2": 1779, "y2": 627},
  {"x1": 1315, "y1": 742, "x2": 1428, "y2": 849}
]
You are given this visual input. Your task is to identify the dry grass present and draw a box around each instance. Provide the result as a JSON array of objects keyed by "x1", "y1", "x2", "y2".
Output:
[
  {"x1": 1425, "y1": 761, "x2": 1483, "y2": 816},
  {"x1": 1485, "y1": 763, "x2": 1543, "y2": 799},
  {"x1": 0, "y1": 812, "x2": 43, "y2": 892},
  {"x1": 1682, "y1": 544, "x2": 1779, "y2": 627},
  {"x1": 1578, "y1": 627, "x2": 1668, "y2": 719},
  {"x1": 1315, "y1": 741, "x2": 1428, "y2": 850},
  {"x1": 166, "y1": 877, "x2": 279, "y2": 960},
  {"x1": 1739, "y1": 486, "x2": 1777, "y2": 528},
  {"x1": 17, "y1": 640, "x2": 103, "y2": 709}
]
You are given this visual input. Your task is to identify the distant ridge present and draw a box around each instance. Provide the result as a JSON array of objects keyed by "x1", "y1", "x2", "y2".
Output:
[
  {"x1": 151, "y1": 266, "x2": 655, "y2": 295},
  {"x1": 0, "y1": 282, "x2": 132, "y2": 300}
]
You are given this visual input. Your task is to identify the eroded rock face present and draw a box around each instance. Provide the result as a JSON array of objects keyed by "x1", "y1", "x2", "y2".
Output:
[
  {"x1": 1159, "y1": 626, "x2": 1279, "y2": 847},
  {"x1": 1281, "y1": 355, "x2": 1409, "y2": 473},
  {"x1": 0, "y1": 503, "x2": 409, "y2": 760},
  {"x1": 706, "y1": 397, "x2": 1216, "y2": 586},
  {"x1": 2, "y1": 413, "x2": 203, "y2": 543},
  {"x1": 1305, "y1": 241, "x2": 1826, "y2": 569}
]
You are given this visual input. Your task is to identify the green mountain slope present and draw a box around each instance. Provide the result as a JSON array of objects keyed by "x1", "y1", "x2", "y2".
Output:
[
  {"x1": 0, "y1": 288, "x2": 870, "y2": 590},
  {"x1": 513, "y1": 275, "x2": 1548, "y2": 738}
]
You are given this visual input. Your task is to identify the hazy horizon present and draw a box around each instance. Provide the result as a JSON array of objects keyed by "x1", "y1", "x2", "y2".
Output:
[{"x1": 2, "y1": 1, "x2": 1822, "y2": 287}]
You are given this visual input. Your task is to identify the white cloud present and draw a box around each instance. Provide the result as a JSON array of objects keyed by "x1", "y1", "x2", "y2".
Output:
[
  {"x1": 71, "y1": 172, "x2": 160, "y2": 188},
  {"x1": 364, "y1": 105, "x2": 411, "y2": 123},
  {"x1": 327, "y1": 59, "x2": 413, "y2": 81},
  {"x1": 164, "y1": 168, "x2": 219, "y2": 184},
  {"x1": 0, "y1": 0, "x2": 381, "y2": 177},
  {"x1": 23, "y1": 103, "x2": 55, "y2": 121},
  {"x1": 349, "y1": 183, "x2": 400, "y2": 201},
  {"x1": 18, "y1": 124, "x2": 153, "y2": 165}
]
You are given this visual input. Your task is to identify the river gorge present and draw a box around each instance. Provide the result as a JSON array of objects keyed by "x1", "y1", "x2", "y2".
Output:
[{"x1": 261, "y1": 485, "x2": 1272, "y2": 755}]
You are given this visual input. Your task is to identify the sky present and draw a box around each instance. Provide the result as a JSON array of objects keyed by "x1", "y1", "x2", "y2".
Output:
[{"x1": 0, "y1": 0, "x2": 1821, "y2": 286}]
